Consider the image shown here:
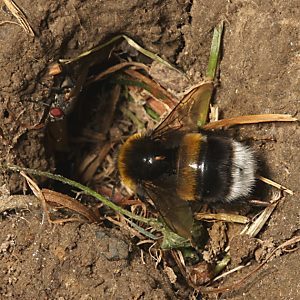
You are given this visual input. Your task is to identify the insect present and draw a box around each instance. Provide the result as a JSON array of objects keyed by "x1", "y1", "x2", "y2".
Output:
[{"x1": 118, "y1": 82, "x2": 256, "y2": 241}]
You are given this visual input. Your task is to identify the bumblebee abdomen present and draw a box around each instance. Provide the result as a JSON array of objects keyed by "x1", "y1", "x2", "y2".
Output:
[
  {"x1": 176, "y1": 133, "x2": 256, "y2": 203},
  {"x1": 176, "y1": 132, "x2": 233, "y2": 202},
  {"x1": 177, "y1": 133, "x2": 205, "y2": 201}
]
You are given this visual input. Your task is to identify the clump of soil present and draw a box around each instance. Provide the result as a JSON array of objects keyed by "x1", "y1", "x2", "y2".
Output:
[{"x1": 0, "y1": 212, "x2": 175, "y2": 299}]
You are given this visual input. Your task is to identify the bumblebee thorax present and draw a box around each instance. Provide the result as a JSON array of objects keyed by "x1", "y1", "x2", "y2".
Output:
[{"x1": 118, "y1": 133, "x2": 173, "y2": 191}]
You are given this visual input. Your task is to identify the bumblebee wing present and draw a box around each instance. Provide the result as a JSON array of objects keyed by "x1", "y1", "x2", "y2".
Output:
[
  {"x1": 143, "y1": 181, "x2": 194, "y2": 240},
  {"x1": 152, "y1": 82, "x2": 213, "y2": 139}
]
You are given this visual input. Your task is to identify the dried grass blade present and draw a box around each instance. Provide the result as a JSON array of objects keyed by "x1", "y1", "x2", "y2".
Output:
[
  {"x1": 258, "y1": 175, "x2": 294, "y2": 195},
  {"x1": 86, "y1": 61, "x2": 149, "y2": 84},
  {"x1": 20, "y1": 171, "x2": 50, "y2": 222},
  {"x1": 241, "y1": 191, "x2": 282, "y2": 237},
  {"x1": 122, "y1": 35, "x2": 184, "y2": 76},
  {"x1": 124, "y1": 69, "x2": 177, "y2": 103},
  {"x1": 194, "y1": 212, "x2": 249, "y2": 224},
  {"x1": 42, "y1": 189, "x2": 99, "y2": 222},
  {"x1": 3, "y1": 0, "x2": 34, "y2": 36},
  {"x1": 243, "y1": 202, "x2": 278, "y2": 238},
  {"x1": 203, "y1": 114, "x2": 297, "y2": 129},
  {"x1": 79, "y1": 143, "x2": 111, "y2": 183}
]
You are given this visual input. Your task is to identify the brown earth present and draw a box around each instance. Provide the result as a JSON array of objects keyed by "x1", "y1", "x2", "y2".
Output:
[{"x1": 0, "y1": 0, "x2": 299, "y2": 299}]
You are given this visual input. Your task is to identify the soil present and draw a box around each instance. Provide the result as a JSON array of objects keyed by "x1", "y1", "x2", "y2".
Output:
[{"x1": 0, "y1": 0, "x2": 299, "y2": 299}]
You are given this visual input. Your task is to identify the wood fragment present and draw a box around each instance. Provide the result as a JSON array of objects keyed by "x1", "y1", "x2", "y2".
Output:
[{"x1": 48, "y1": 63, "x2": 63, "y2": 76}]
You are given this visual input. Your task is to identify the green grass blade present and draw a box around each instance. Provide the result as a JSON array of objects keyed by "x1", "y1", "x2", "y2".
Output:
[
  {"x1": 59, "y1": 34, "x2": 185, "y2": 78},
  {"x1": 59, "y1": 35, "x2": 123, "y2": 64},
  {"x1": 3, "y1": 164, "x2": 159, "y2": 227},
  {"x1": 206, "y1": 21, "x2": 224, "y2": 80},
  {"x1": 197, "y1": 21, "x2": 224, "y2": 126}
]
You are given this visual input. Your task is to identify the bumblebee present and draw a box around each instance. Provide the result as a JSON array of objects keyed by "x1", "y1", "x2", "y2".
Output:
[{"x1": 118, "y1": 82, "x2": 256, "y2": 240}]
